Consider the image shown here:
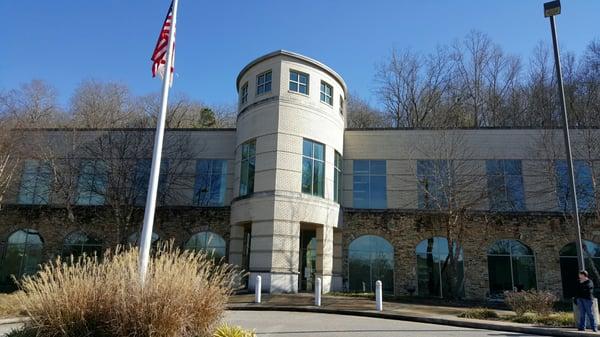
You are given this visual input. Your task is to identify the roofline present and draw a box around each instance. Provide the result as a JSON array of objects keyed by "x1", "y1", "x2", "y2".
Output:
[{"x1": 236, "y1": 50, "x2": 348, "y2": 95}]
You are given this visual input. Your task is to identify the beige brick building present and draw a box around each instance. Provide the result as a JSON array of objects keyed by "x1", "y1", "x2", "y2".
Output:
[{"x1": 1, "y1": 51, "x2": 599, "y2": 300}]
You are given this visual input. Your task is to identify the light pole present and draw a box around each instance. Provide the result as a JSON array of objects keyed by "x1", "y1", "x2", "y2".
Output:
[{"x1": 544, "y1": 0, "x2": 585, "y2": 271}]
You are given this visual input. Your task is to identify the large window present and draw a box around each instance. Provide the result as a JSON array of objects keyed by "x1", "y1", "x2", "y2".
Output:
[
  {"x1": 487, "y1": 239, "x2": 536, "y2": 297},
  {"x1": 416, "y1": 237, "x2": 464, "y2": 298},
  {"x1": 240, "y1": 81, "x2": 248, "y2": 104},
  {"x1": 353, "y1": 160, "x2": 386, "y2": 209},
  {"x1": 256, "y1": 70, "x2": 272, "y2": 95},
  {"x1": 334, "y1": 151, "x2": 342, "y2": 203},
  {"x1": 62, "y1": 231, "x2": 103, "y2": 260},
  {"x1": 128, "y1": 232, "x2": 160, "y2": 248},
  {"x1": 17, "y1": 160, "x2": 52, "y2": 205},
  {"x1": 0, "y1": 229, "x2": 43, "y2": 287},
  {"x1": 560, "y1": 241, "x2": 600, "y2": 299},
  {"x1": 194, "y1": 160, "x2": 227, "y2": 206},
  {"x1": 76, "y1": 160, "x2": 107, "y2": 205},
  {"x1": 555, "y1": 160, "x2": 595, "y2": 212},
  {"x1": 348, "y1": 235, "x2": 394, "y2": 294},
  {"x1": 320, "y1": 81, "x2": 333, "y2": 105},
  {"x1": 417, "y1": 160, "x2": 450, "y2": 209},
  {"x1": 486, "y1": 160, "x2": 526, "y2": 211},
  {"x1": 133, "y1": 159, "x2": 169, "y2": 206},
  {"x1": 184, "y1": 231, "x2": 227, "y2": 260},
  {"x1": 289, "y1": 70, "x2": 309, "y2": 94},
  {"x1": 302, "y1": 139, "x2": 325, "y2": 197},
  {"x1": 239, "y1": 140, "x2": 256, "y2": 197}
]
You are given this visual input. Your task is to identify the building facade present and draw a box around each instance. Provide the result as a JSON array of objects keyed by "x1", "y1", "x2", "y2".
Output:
[{"x1": 1, "y1": 50, "x2": 600, "y2": 300}]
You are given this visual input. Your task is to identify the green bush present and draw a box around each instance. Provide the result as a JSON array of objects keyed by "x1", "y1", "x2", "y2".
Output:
[
  {"x1": 510, "y1": 312, "x2": 537, "y2": 324},
  {"x1": 15, "y1": 244, "x2": 243, "y2": 337},
  {"x1": 458, "y1": 308, "x2": 499, "y2": 319},
  {"x1": 504, "y1": 290, "x2": 557, "y2": 316},
  {"x1": 536, "y1": 312, "x2": 575, "y2": 327},
  {"x1": 213, "y1": 324, "x2": 256, "y2": 337}
]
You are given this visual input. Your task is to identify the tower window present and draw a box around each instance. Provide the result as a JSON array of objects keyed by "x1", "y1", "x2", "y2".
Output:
[{"x1": 289, "y1": 70, "x2": 309, "y2": 95}]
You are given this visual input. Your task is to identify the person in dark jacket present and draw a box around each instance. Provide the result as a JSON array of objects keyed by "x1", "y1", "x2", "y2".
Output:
[{"x1": 576, "y1": 270, "x2": 597, "y2": 332}]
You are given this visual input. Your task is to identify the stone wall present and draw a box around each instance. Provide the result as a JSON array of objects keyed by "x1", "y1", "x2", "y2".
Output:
[
  {"x1": 341, "y1": 209, "x2": 600, "y2": 300},
  {"x1": 0, "y1": 205, "x2": 231, "y2": 263}
]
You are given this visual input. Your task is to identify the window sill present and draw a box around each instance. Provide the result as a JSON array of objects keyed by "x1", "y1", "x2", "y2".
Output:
[{"x1": 288, "y1": 90, "x2": 310, "y2": 98}]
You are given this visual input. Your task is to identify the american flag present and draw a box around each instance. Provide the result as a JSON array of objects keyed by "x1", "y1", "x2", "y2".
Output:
[{"x1": 151, "y1": 1, "x2": 176, "y2": 82}]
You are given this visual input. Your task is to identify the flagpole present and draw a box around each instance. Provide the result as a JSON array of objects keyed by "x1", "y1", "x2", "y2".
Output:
[{"x1": 139, "y1": 0, "x2": 179, "y2": 285}]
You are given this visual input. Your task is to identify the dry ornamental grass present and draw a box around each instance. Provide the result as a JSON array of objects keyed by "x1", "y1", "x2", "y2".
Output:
[{"x1": 15, "y1": 243, "x2": 243, "y2": 337}]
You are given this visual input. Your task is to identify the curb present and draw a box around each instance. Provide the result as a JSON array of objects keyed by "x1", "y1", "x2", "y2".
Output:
[
  {"x1": 0, "y1": 317, "x2": 28, "y2": 326},
  {"x1": 227, "y1": 304, "x2": 596, "y2": 337}
]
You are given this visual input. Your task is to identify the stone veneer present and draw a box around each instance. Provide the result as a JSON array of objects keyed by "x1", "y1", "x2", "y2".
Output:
[
  {"x1": 0, "y1": 205, "x2": 231, "y2": 263},
  {"x1": 341, "y1": 209, "x2": 600, "y2": 299}
]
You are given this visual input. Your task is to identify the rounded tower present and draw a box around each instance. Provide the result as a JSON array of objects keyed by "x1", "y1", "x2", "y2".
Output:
[{"x1": 229, "y1": 50, "x2": 347, "y2": 293}]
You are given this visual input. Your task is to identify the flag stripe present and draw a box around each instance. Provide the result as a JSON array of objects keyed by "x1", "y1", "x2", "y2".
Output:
[{"x1": 151, "y1": 2, "x2": 175, "y2": 79}]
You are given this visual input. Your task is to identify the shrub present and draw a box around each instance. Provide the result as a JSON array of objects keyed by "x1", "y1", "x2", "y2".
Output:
[
  {"x1": 510, "y1": 312, "x2": 537, "y2": 324},
  {"x1": 0, "y1": 292, "x2": 27, "y2": 317},
  {"x1": 213, "y1": 324, "x2": 256, "y2": 337},
  {"x1": 504, "y1": 290, "x2": 557, "y2": 316},
  {"x1": 536, "y1": 312, "x2": 575, "y2": 327},
  {"x1": 458, "y1": 308, "x2": 499, "y2": 319},
  {"x1": 16, "y1": 244, "x2": 243, "y2": 337}
]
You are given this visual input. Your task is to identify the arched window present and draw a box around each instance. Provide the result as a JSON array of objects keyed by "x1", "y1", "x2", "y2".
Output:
[
  {"x1": 348, "y1": 235, "x2": 394, "y2": 293},
  {"x1": 0, "y1": 229, "x2": 44, "y2": 286},
  {"x1": 62, "y1": 232, "x2": 103, "y2": 260},
  {"x1": 128, "y1": 232, "x2": 160, "y2": 247},
  {"x1": 184, "y1": 231, "x2": 227, "y2": 260},
  {"x1": 416, "y1": 237, "x2": 464, "y2": 298},
  {"x1": 560, "y1": 241, "x2": 600, "y2": 299},
  {"x1": 487, "y1": 239, "x2": 536, "y2": 297}
]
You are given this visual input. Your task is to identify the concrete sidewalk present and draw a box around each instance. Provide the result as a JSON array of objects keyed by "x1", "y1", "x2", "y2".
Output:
[{"x1": 228, "y1": 294, "x2": 597, "y2": 337}]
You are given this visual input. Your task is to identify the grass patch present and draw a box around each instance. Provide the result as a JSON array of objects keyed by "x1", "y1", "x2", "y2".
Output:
[
  {"x1": 327, "y1": 292, "x2": 374, "y2": 299},
  {"x1": 458, "y1": 308, "x2": 499, "y2": 319},
  {"x1": 0, "y1": 292, "x2": 27, "y2": 317}
]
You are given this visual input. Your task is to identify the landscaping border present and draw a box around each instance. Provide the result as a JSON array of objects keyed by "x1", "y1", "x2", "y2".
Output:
[{"x1": 227, "y1": 304, "x2": 596, "y2": 337}]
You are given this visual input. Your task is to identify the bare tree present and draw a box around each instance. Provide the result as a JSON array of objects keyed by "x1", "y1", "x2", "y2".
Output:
[
  {"x1": 0, "y1": 80, "x2": 64, "y2": 127},
  {"x1": 405, "y1": 131, "x2": 489, "y2": 298},
  {"x1": 375, "y1": 47, "x2": 454, "y2": 128},
  {"x1": 136, "y1": 93, "x2": 217, "y2": 128},
  {"x1": 70, "y1": 79, "x2": 138, "y2": 128},
  {"x1": 346, "y1": 93, "x2": 387, "y2": 128}
]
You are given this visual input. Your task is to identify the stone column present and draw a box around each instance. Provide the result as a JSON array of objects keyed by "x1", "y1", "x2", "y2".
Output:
[
  {"x1": 316, "y1": 225, "x2": 334, "y2": 293},
  {"x1": 228, "y1": 223, "x2": 245, "y2": 266},
  {"x1": 248, "y1": 220, "x2": 300, "y2": 294},
  {"x1": 332, "y1": 229, "x2": 343, "y2": 291}
]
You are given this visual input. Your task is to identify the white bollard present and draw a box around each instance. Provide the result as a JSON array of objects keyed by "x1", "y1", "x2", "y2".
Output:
[
  {"x1": 255, "y1": 275, "x2": 262, "y2": 304},
  {"x1": 315, "y1": 277, "x2": 322, "y2": 306},
  {"x1": 375, "y1": 280, "x2": 383, "y2": 311}
]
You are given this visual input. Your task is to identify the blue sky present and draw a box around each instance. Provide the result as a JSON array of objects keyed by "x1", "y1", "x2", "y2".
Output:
[{"x1": 1, "y1": 1, "x2": 598, "y2": 109}]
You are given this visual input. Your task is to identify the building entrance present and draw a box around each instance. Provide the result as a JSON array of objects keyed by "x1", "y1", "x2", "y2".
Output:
[{"x1": 299, "y1": 229, "x2": 317, "y2": 291}]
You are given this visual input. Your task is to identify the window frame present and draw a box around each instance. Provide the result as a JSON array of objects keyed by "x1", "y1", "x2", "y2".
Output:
[
  {"x1": 486, "y1": 160, "x2": 526, "y2": 212},
  {"x1": 289, "y1": 70, "x2": 310, "y2": 95},
  {"x1": 334, "y1": 151, "x2": 342, "y2": 203},
  {"x1": 301, "y1": 138, "x2": 325, "y2": 197},
  {"x1": 339, "y1": 95, "x2": 344, "y2": 115},
  {"x1": 320, "y1": 81, "x2": 333, "y2": 105},
  {"x1": 256, "y1": 70, "x2": 272, "y2": 96},
  {"x1": 240, "y1": 81, "x2": 249, "y2": 104},
  {"x1": 555, "y1": 160, "x2": 595, "y2": 213},
  {"x1": 76, "y1": 159, "x2": 108, "y2": 206},
  {"x1": 239, "y1": 140, "x2": 256, "y2": 197},
  {"x1": 352, "y1": 159, "x2": 387, "y2": 209},
  {"x1": 17, "y1": 159, "x2": 52, "y2": 205},
  {"x1": 193, "y1": 159, "x2": 228, "y2": 206}
]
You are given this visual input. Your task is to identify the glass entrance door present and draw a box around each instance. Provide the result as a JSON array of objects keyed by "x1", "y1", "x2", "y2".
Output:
[{"x1": 299, "y1": 230, "x2": 317, "y2": 291}]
